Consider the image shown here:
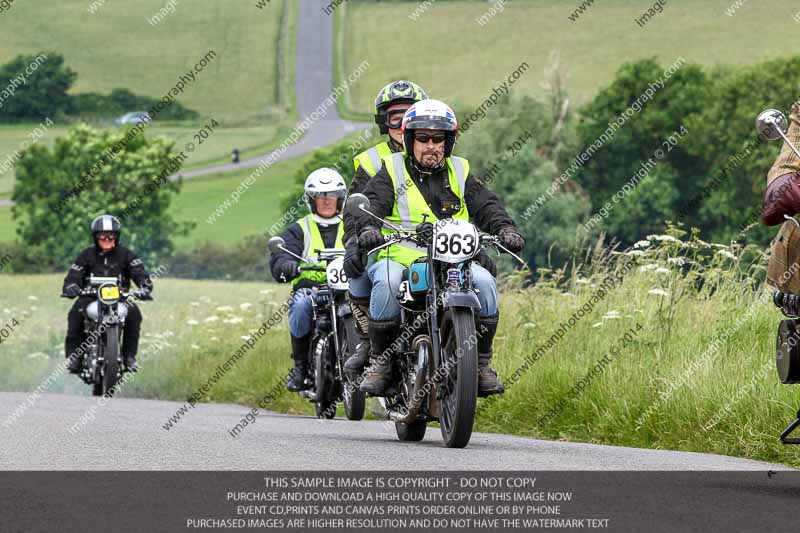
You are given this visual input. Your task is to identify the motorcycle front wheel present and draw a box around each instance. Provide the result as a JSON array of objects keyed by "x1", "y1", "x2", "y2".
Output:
[
  {"x1": 314, "y1": 334, "x2": 337, "y2": 419},
  {"x1": 340, "y1": 317, "x2": 366, "y2": 421},
  {"x1": 438, "y1": 308, "x2": 478, "y2": 448},
  {"x1": 101, "y1": 325, "x2": 121, "y2": 397}
]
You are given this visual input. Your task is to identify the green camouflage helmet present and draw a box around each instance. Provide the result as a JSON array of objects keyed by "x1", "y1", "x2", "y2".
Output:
[{"x1": 374, "y1": 80, "x2": 427, "y2": 134}]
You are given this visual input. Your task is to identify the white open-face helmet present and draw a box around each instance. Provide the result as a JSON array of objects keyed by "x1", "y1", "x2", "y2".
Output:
[{"x1": 304, "y1": 167, "x2": 347, "y2": 223}]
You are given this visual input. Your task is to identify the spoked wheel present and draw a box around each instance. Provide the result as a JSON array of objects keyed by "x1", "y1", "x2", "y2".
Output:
[
  {"x1": 438, "y1": 308, "x2": 478, "y2": 448},
  {"x1": 395, "y1": 339, "x2": 428, "y2": 442},
  {"x1": 340, "y1": 317, "x2": 365, "y2": 421},
  {"x1": 102, "y1": 325, "x2": 121, "y2": 397},
  {"x1": 314, "y1": 334, "x2": 337, "y2": 419}
]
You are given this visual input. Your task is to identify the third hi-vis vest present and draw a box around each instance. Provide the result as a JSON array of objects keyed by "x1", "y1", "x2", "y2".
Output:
[
  {"x1": 353, "y1": 141, "x2": 393, "y2": 177},
  {"x1": 377, "y1": 152, "x2": 470, "y2": 266},
  {"x1": 294, "y1": 214, "x2": 344, "y2": 287}
]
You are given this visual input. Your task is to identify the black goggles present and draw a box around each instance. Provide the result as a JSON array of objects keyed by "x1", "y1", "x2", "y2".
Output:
[{"x1": 386, "y1": 109, "x2": 408, "y2": 129}]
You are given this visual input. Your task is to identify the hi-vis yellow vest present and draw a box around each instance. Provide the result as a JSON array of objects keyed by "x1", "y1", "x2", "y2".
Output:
[
  {"x1": 294, "y1": 214, "x2": 344, "y2": 287},
  {"x1": 353, "y1": 141, "x2": 393, "y2": 177},
  {"x1": 377, "y1": 152, "x2": 470, "y2": 266}
]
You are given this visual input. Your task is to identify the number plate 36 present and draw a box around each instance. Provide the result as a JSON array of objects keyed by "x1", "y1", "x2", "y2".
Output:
[
  {"x1": 326, "y1": 257, "x2": 349, "y2": 290},
  {"x1": 432, "y1": 218, "x2": 479, "y2": 264}
]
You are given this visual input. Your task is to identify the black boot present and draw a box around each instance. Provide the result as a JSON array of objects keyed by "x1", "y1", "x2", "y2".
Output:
[
  {"x1": 66, "y1": 353, "x2": 83, "y2": 374},
  {"x1": 287, "y1": 334, "x2": 311, "y2": 392},
  {"x1": 359, "y1": 319, "x2": 399, "y2": 396},
  {"x1": 123, "y1": 354, "x2": 138, "y2": 373},
  {"x1": 344, "y1": 295, "x2": 371, "y2": 376},
  {"x1": 476, "y1": 314, "x2": 504, "y2": 396}
]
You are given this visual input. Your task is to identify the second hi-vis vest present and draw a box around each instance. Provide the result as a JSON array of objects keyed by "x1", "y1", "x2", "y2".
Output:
[
  {"x1": 377, "y1": 152, "x2": 470, "y2": 266},
  {"x1": 294, "y1": 214, "x2": 344, "y2": 287},
  {"x1": 353, "y1": 141, "x2": 393, "y2": 177}
]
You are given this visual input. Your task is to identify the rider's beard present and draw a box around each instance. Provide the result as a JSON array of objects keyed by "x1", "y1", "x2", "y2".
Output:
[{"x1": 418, "y1": 148, "x2": 444, "y2": 169}]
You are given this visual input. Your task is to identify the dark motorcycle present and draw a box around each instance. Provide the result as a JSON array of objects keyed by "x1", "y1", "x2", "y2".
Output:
[
  {"x1": 757, "y1": 108, "x2": 800, "y2": 443},
  {"x1": 61, "y1": 276, "x2": 151, "y2": 397},
  {"x1": 346, "y1": 193, "x2": 524, "y2": 448},
  {"x1": 268, "y1": 237, "x2": 366, "y2": 420}
]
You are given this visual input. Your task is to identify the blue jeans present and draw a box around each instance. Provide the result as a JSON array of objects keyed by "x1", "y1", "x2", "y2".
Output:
[
  {"x1": 347, "y1": 251, "x2": 377, "y2": 299},
  {"x1": 367, "y1": 258, "x2": 498, "y2": 320},
  {"x1": 288, "y1": 288, "x2": 314, "y2": 338}
]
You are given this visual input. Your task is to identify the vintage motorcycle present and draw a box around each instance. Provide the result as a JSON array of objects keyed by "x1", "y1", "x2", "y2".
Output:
[
  {"x1": 346, "y1": 193, "x2": 524, "y2": 448},
  {"x1": 757, "y1": 108, "x2": 800, "y2": 443},
  {"x1": 268, "y1": 237, "x2": 366, "y2": 420},
  {"x1": 61, "y1": 275, "x2": 151, "y2": 397}
]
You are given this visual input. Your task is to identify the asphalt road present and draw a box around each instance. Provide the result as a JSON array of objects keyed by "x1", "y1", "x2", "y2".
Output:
[{"x1": 0, "y1": 392, "x2": 792, "y2": 471}]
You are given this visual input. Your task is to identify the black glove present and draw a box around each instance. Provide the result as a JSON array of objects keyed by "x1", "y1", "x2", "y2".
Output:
[
  {"x1": 276, "y1": 261, "x2": 300, "y2": 283},
  {"x1": 358, "y1": 226, "x2": 384, "y2": 251},
  {"x1": 63, "y1": 283, "x2": 81, "y2": 298},
  {"x1": 344, "y1": 245, "x2": 365, "y2": 278},
  {"x1": 415, "y1": 221, "x2": 434, "y2": 246},
  {"x1": 498, "y1": 226, "x2": 524, "y2": 253},
  {"x1": 474, "y1": 248, "x2": 497, "y2": 277},
  {"x1": 136, "y1": 286, "x2": 153, "y2": 300}
]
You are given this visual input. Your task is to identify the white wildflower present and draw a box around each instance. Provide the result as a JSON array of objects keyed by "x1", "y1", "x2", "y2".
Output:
[
  {"x1": 648, "y1": 234, "x2": 680, "y2": 243},
  {"x1": 204, "y1": 316, "x2": 219, "y2": 323},
  {"x1": 216, "y1": 305, "x2": 234, "y2": 312},
  {"x1": 654, "y1": 267, "x2": 670, "y2": 275},
  {"x1": 633, "y1": 240, "x2": 651, "y2": 249},
  {"x1": 648, "y1": 288, "x2": 669, "y2": 297},
  {"x1": 603, "y1": 310, "x2": 621, "y2": 320},
  {"x1": 191, "y1": 344, "x2": 200, "y2": 350},
  {"x1": 716, "y1": 249, "x2": 736, "y2": 260},
  {"x1": 667, "y1": 257, "x2": 685, "y2": 266},
  {"x1": 625, "y1": 250, "x2": 646, "y2": 257},
  {"x1": 639, "y1": 263, "x2": 659, "y2": 272},
  {"x1": 575, "y1": 278, "x2": 589, "y2": 285},
  {"x1": 239, "y1": 302, "x2": 253, "y2": 310},
  {"x1": 223, "y1": 317, "x2": 244, "y2": 325},
  {"x1": 190, "y1": 301, "x2": 200, "y2": 307},
  {"x1": 211, "y1": 336, "x2": 220, "y2": 341},
  {"x1": 186, "y1": 319, "x2": 199, "y2": 326},
  {"x1": 522, "y1": 322, "x2": 536, "y2": 329}
]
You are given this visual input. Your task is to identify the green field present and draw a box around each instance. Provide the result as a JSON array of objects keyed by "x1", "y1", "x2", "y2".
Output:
[
  {"x1": 3, "y1": 234, "x2": 800, "y2": 466},
  {"x1": 0, "y1": 122, "x2": 294, "y2": 200},
  {"x1": 340, "y1": 0, "x2": 799, "y2": 114},
  {"x1": 171, "y1": 155, "x2": 307, "y2": 248},
  {"x1": 0, "y1": 0, "x2": 289, "y2": 120}
]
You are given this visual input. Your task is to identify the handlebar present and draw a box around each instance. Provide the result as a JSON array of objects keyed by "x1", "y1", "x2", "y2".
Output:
[
  {"x1": 60, "y1": 287, "x2": 153, "y2": 301},
  {"x1": 299, "y1": 266, "x2": 327, "y2": 273}
]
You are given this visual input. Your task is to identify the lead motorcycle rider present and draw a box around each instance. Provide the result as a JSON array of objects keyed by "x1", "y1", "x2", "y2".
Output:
[
  {"x1": 344, "y1": 99, "x2": 525, "y2": 395},
  {"x1": 270, "y1": 168, "x2": 347, "y2": 392},
  {"x1": 63, "y1": 215, "x2": 153, "y2": 373}
]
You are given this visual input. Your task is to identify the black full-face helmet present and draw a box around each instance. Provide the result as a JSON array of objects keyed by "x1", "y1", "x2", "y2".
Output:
[{"x1": 90, "y1": 214, "x2": 121, "y2": 247}]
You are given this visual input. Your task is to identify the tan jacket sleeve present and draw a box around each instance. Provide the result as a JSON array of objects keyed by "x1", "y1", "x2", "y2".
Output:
[{"x1": 767, "y1": 101, "x2": 800, "y2": 185}]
